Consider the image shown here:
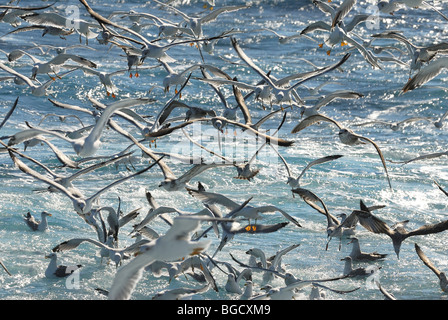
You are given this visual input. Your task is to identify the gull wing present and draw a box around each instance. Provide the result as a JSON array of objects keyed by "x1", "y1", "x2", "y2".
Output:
[
  {"x1": 187, "y1": 188, "x2": 240, "y2": 211},
  {"x1": 296, "y1": 155, "x2": 343, "y2": 182},
  {"x1": 353, "y1": 210, "x2": 393, "y2": 236},
  {"x1": 291, "y1": 187, "x2": 339, "y2": 225},
  {"x1": 352, "y1": 132, "x2": 392, "y2": 189},
  {"x1": 0, "y1": 96, "x2": 19, "y2": 130},
  {"x1": 256, "y1": 205, "x2": 302, "y2": 227},
  {"x1": 200, "y1": 5, "x2": 249, "y2": 24},
  {"x1": 84, "y1": 157, "x2": 165, "y2": 211},
  {"x1": 0, "y1": 61, "x2": 36, "y2": 88},
  {"x1": 331, "y1": 0, "x2": 357, "y2": 27},
  {"x1": 414, "y1": 243, "x2": 442, "y2": 277},
  {"x1": 52, "y1": 238, "x2": 109, "y2": 252},
  {"x1": 403, "y1": 57, "x2": 448, "y2": 92},
  {"x1": 291, "y1": 114, "x2": 344, "y2": 133}
]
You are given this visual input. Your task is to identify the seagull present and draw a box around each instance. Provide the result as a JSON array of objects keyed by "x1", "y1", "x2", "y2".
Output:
[
  {"x1": 216, "y1": 221, "x2": 290, "y2": 258},
  {"x1": 403, "y1": 57, "x2": 448, "y2": 93},
  {"x1": 348, "y1": 237, "x2": 388, "y2": 261},
  {"x1": 194, "y1": 199, "x2": 290, "y2": 257},
  {"x1": 231, "y1": 112, "x2": 288, "y2": 181},
  {"x1": 434, "y1": 108, "x2": 448, "y2": 128},
  {"x1": 37, "y1": 113, "x2": 85, "y2": 127},
  {"x1": 1, "y1": 25, "x2": 75, "y2": 39},
  {"x1": 328, "y1": 0, "x2": 358, "y2": 28},
  {"x1": 291, "y1": 114, "x2": 392, "y2": 189},
  {"x1": 353, "y1": 116, "x2": 434, "y2": 131},
  {"x1": 107, "y1": 215, "x2": 232, "y2": 300},
  {"x1": 8, "y1": 49, "x2": 97, "y2": 80},
  {"x1": 376, "y1": 281, "x2": 397, "y2": 300},
  {"x1": 52, "y1": 237, "x2": 151, "y2": 268},
  {"x1": 340, "y1": 256, "x2": 382, "y2": 278},
  {"x1": 299, "y1": 90, "x2": 364, "y2": 119},
  {"x1": 305, "y1": 0, "x2": 360, "y2": 33},
  {"x1": 152, "y1": 284, "x2": 210, "y2": 300},
  {"x1": 371, "y1": 31, "x2": 448, "y2": 77},
  {"x1": 302, "y1": 0, "x2": 380, "y2": 68},
  {"x1": 388, "y1": 151, "x2": 448, "y2": 165},
  {"x1": 309, "y1": 285, "x2": 326, "y2": 300},
  {"x1": 354, "y1": 205, "x2": 448, "y2": 259},
  {"x1": 187, "y1": 188, "x2": 302, "y2": 227},
  {"x1": 44, "y1": 253, "x2": 82, "y2": 278},
  {"x1": 23, "y1": 211, "x2": 52, "y2": 232},
  {"x1": 22, "y1": 12, "x2": 100, "y2": 44},
  {"x1": 0, "y1": 3, "x2": 56, "y2": 27},
  {"x1": 159, "y1": 61, "x2": 226, "y2": 93},
  {"x1": 414, "y1": 243, "x2": 448, "y2": 293},
  {"x1": 240, "y1": 280, "x2": 254, "y2": 300},
  {"x1": 8, "y1": 145, "x2": 133, "y2": 197},
  {"x1": 157, "y1": 161, "x2": 234, "y2": 192},
  {"x1": 281, "y1": 154, "x2": 344, "y2": 189},
  {"x1": 257, "y1": 27, "x2": 316, "y2": 45},
  {"x1": 292, "y1": 188, "x2": 357, "y2": 250},
  {"x1": 154, "y1": 100, "x2": 216, "y2": 126},
  {"x1": 250, "y1": 276, "x2": 359, "y2": 300},
  {"x1": 0, "y1": 62, "x2": 77, "y2": 97},
  {"x1": 230, "y1": 37, "x2": 352, "y2": 105},
  {"x1": 225, "y1": 273, "x2": 244, "y2": 294},
  {"x1": 5, "y1": 144, "x2": 164, "y2": 215},
  {"x1": 153, "y1": 1, "x2": 249, "y2": 38},
  {"x1": 76, "y1": 66, "x2": 129, "y2": 98},
  {"x1": 378, "y1": 1, "x2": 448, "y2": 21},
  {"x1": 246, "y1": 244, "x2": 301, "y2": 285},
  {"x1": 8, "y1": 97, "x2": 153, "y2": 157}
]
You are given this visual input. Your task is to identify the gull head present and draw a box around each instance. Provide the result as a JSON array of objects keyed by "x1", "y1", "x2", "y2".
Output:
[
  {"x1": 286, "y1": 177, "x2": 299, "y2": 189},
  {"x1": 45, "y1": 252, "x2": 57, "y2": 260},
  {"x1": 338, "y1": 128, "x2": 359, "y2": 145},
  {"x1": 434, "y1": 121, "x2": 444, "y2": 129},
  {"x1": 41, "y1": 211, "x2": 52, "y2": 218},
  {"x1": 74, "y1": 200, "x2": 87, "y2": 215},
  {"x1": 212, "y1": 118, "x2": 225, "y2": 133},
  {"x1": 31, "y1": 66, "x2": 39, "y2": 80}
]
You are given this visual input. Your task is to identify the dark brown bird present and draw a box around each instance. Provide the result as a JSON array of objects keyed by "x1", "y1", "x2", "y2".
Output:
[{"x1": 354, "y1": 202, "x2": 448, "y2": 259}]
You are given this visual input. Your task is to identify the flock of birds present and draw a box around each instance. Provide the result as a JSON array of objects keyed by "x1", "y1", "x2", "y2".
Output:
[{"x1": 0, "y1": 0, "x2": 448, "y2": 300}]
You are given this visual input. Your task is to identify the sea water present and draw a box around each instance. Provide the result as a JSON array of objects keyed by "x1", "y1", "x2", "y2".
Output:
[{"x1": 0, "y1": 0, "x2": 448, "y2": 300}]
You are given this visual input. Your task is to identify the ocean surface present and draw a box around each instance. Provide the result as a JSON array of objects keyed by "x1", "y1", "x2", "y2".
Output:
[{"x1": 0, "y1": 0, "x2": 448, "y2": 300}]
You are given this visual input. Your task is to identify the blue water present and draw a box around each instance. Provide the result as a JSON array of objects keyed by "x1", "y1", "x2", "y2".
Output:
[{"x1": 0, "y1": 0, "x2": 448, "y2": 300}]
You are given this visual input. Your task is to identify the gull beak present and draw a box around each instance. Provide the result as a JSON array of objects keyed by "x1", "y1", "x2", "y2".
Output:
[{"x1": 190, "y1": 247, "x2": 204, "y2": 256}]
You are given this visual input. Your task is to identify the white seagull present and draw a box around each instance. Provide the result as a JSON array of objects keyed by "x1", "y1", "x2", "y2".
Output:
[
  {"x1": 291, "y1": 114, "x2": 392, "y2": 189},
  {"x1": 23, "y1": 211, "x2": 52, "y2": 232},
  {"x1": 107, "y1": 215, "x2": 231, "y2": 300},
  {"x1": 8, "y1": 97, "x2": 153, "y2": 157},
  {"x1": 0, "y1": 62, "x2": 77, "y2": 97}
]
